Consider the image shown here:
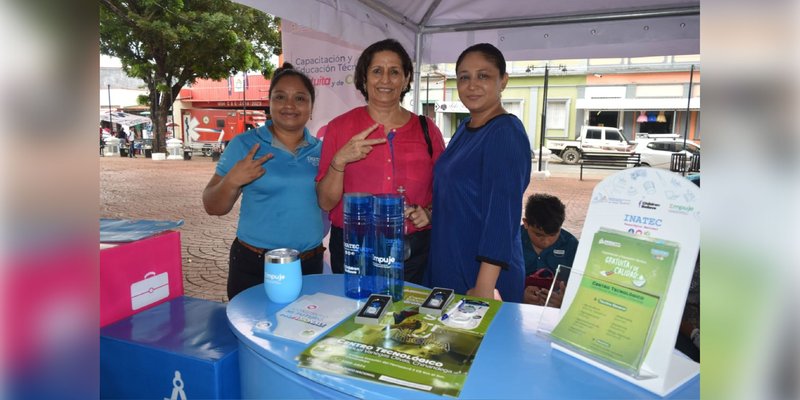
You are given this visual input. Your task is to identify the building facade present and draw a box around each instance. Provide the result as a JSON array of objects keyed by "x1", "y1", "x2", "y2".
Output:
[{"x1": 410, "y1": 55, "x2": 700, "y2": 150}]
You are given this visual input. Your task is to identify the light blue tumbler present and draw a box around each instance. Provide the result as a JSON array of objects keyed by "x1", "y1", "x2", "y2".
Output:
[{"x1": 264, "y1": 248, "x2": 302, "y2": 303}]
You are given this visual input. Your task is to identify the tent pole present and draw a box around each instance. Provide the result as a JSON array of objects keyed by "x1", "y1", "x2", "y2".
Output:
[{"x1": 413, "y1": 32, "x2": 423, "y2": 114}]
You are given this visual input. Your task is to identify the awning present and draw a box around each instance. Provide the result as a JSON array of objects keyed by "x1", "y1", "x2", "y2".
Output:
[
  {"x1": 576, "y1": 98, "x2": 700, "y2": 110},
  {"x1": 100, "y1": 111, "x2": 151, "y2": 127}
]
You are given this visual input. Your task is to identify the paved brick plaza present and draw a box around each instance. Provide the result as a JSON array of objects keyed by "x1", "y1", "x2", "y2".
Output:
[{"x1": 100, "y1": 156, "x2": 603, "y2": 302}]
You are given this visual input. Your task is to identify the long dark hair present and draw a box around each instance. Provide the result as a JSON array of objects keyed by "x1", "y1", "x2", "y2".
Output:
[{"x1": 354, "y1": 39, "x2": 413, "y2": 102}]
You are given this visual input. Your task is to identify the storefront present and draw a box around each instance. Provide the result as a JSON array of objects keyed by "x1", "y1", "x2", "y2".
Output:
[{"x1": 577, "y1": 97, "x2": 700, "y2": 142}]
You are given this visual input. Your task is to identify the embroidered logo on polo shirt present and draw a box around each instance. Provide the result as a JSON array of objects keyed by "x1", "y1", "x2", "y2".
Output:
[
  {"x1": 554, "y1": 249, "x2": 565, "y2": 257},
  {"x1": 306, "y1": 156, "x2": 320, "y2": 166}
]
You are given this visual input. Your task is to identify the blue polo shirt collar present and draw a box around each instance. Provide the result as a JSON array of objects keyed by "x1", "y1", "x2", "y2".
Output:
[{"x1": 254, "y1": 120, "x2": 319, "y2": 152}]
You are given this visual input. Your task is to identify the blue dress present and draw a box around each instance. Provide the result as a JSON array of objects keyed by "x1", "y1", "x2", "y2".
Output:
[{"x1": 427, "y1": 114, "x2": 531, "y2": 302}]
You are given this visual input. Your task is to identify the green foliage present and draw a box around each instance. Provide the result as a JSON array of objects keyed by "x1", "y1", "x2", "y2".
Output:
[{"x1": 99, "y1": 0, "x2": 281, "y2": 151}]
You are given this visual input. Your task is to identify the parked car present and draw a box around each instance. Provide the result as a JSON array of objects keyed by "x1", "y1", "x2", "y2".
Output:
[
  {"x1": 634, "y1": 134, "x2": 700, "y2": 170},
  {"x1": 546, "y1": 126, "x2": 637, "y2": 165}
]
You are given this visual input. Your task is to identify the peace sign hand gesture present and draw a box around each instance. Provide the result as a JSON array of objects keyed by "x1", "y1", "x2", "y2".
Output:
[
  {"x1": 331, "y1": 123, "x2": 386, "y2": 169},
  {"x1": 226, "y1": 143, "x2": 274, "y2": 187}
]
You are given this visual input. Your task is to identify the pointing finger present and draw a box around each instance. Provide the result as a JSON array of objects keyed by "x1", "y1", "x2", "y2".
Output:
[
  {"x1": 353, "y1": 123, "x2": 381, "y2": 140},
  {"x1": 247, "y1": 143, "x2": 260, "y2": 158},
  {"x1": 257, "y1": 153, "x2": 274, "y2": 164},
  {"x1": 362, "y1": 138, "x2": 387, "y2": 146}
]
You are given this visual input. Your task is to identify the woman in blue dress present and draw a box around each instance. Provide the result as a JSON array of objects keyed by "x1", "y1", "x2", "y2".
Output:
[{"x1": 427, "y1": 43, "x2": 531, "y2": 302}]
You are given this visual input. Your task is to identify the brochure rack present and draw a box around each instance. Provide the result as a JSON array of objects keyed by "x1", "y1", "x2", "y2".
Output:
[{"x1": 542, "y1": 168, "x2": 700, "y2": 396}]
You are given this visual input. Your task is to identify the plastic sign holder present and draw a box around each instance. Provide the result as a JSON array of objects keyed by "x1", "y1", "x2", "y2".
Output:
[{"x1": 544, "y1": 168, "x2": 700, "y2": 396}]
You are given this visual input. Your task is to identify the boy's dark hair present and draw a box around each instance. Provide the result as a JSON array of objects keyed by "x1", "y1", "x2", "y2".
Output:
[
  {"x1": 354, "y1": 38, "x2": 413, "y2": 102},
  {"x1": 269, "y1": 62, "x2": 316, "y2": 104},
  {"x1": 524, "y1": 194, "x2": 565, "y2": 235}
]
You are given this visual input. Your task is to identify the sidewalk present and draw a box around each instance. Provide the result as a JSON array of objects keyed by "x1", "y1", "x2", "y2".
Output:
[{"x1": 100, "y1": 156, "x2": 603, "y2": 302}]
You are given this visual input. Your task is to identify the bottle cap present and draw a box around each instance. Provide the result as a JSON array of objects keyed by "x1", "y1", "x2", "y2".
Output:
[
  {"x1": 344, "y1": 192, "x2": 373, "y2": 216},
  {"x1": 265, "y1": 248, "x2": 299, "y2": 264},
  {"x1": 373, "y1": 194, "x2": 404, "y2": 218}
]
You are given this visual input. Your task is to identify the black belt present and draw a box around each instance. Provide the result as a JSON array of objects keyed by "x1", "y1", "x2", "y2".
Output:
[{"x1": 235, "y1": 238, "x2": 325, "y2": 261}]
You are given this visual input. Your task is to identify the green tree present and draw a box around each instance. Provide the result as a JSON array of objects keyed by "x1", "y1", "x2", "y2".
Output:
[{"x1": 100, "y1": 0, "x2": 280, "y2": 152}]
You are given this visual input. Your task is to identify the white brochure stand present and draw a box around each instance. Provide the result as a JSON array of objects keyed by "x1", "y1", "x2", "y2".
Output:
[{"x1": 551, "y1": 168, "x2": 700, "y2": 396}]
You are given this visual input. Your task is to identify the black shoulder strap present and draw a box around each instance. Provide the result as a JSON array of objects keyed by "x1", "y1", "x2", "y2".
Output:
[{"x1": 419, "y1": 115, "x2": 432, "y2": 157}]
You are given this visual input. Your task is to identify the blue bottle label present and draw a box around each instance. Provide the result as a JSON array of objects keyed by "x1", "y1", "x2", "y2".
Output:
[{"x1": 343, "y1": 242, "x2": 361, "y2": 274}]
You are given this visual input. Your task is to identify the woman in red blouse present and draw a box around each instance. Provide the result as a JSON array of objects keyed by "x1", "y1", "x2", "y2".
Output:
[{"x1": 316, "y1": 38, "x2": 446, "y2": 284}]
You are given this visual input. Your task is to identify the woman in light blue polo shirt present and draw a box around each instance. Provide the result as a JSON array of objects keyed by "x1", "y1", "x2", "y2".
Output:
[{"x1": 203, "y1": 63, "x2": 324, "y2": 300}]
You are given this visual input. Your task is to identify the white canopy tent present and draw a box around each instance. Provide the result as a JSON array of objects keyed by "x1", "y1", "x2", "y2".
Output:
[
  {"x1": 234, "y1": 0, "x2": 699, "y2": 111},
  {"x1": 99, "y1": 111, "x2": 151, "y2": 128}
]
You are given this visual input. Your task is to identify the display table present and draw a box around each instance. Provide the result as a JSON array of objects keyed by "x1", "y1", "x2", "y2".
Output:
[{"x1": 227, "y1": 275, "x2": 699, "y2": 399}]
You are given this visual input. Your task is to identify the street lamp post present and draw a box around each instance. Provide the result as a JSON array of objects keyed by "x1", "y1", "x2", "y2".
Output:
[
  {"x1": 527, "y1": 64, "x2": 565, "y2": 172},
  {"x1": 538, "y1": 65, "x2": 549, "y2": 172},
  {"x1": 682, "y1": 64, "x2": 695, "y2": 176}
]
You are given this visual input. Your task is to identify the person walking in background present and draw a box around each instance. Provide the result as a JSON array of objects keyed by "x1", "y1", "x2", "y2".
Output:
[
  {"x1": 116, "y1": 127, "x2": 128, "y2": 157},
  {"x1": 520, "y1": 194, "x2": 579, "y2": 307},
  {"x1": 426, "y1": 43, "x2": 531, "y2": 302},
  {"x1": 202, "y1": 63, "x2": 325, "y2": 300},
  {"x1": 127, "y1": 127, "x2": 135, "y2": 157},
  {"x1": 99, "y1": 125, "x2": 105, "y2": 156},
  {"x1": 316, "y1": 38, "x2": 445, "y2": 285}
]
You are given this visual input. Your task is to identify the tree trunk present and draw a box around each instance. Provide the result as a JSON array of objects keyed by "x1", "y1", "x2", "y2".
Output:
[
  {"x1": 156, "y1": 94, "x2": 171, "y2": 152},
  {"x1": 147, "y1": 81, "x2": 165, "y2": 153}
]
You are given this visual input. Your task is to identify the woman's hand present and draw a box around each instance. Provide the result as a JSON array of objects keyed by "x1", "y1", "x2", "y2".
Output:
[
  {"x1": 226, "y1": 143, "x2": 274, "y2": 187},
  {"x1": 203, "y1": 143, "x2": 272, "y2": 216},
  {"x1": 330, "y1": 123, "x2": 386, "y2": 169},
  {"x1": 468, "y1": 262, "x2": 503, "y2": 301},
  {"x1": 404, "y1": 205, "x2": 431, "y2": 228},
  {"x1": 466, "y1": 287, "x2": 503, "y2": 301}
]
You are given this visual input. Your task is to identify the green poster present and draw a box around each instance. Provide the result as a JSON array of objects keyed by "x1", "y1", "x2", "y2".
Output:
[
  {"x1": 297, "y1": 287, "x2": 500, "y2": 397},
  {"x1": 583, "y1": 228, "x2": 680, "y2": 297},
  {"x1": 551, "y1": 229, "x2": 679, "y2": 375}
]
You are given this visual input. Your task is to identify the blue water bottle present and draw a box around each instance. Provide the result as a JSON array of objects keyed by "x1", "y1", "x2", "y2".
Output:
[
  {"x1": 372, "y1": 194, "x2": 405, "y2": 302},
  {"x1": 343, "y1": 193, "x2": 374, "y2": 299}
]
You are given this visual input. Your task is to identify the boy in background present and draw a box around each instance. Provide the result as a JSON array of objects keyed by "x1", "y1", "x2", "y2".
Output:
[{"x1": 520, "y1": 194, "x2": 578, "y2": 307}]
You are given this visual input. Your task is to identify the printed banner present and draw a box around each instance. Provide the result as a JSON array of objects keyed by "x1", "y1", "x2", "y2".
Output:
[
  {"x1": 281, "y1": 20, "x2": 366, "y2": 136},
  {"x1": 297, "y1": 287, "x2": 500, "y2": 397}
]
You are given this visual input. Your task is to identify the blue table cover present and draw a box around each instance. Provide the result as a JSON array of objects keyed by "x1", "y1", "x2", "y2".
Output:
[{"x1": 227, "y1": 275, "x2": 699, "y2": 399}]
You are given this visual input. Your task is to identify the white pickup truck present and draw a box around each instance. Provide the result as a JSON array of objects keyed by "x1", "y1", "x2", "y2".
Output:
[{"x1": 545, "y1": 126, "x2": 637, "y2": 164}]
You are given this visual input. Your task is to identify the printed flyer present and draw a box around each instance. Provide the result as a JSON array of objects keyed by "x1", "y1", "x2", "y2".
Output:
[
  {"x1": 252, "y1": 292, "x2": 358, "y2": 344},
  {"x1": 297, "y1": 287, "x2": 500, "y2": 397},
  {"x1": 551, "y1": 228, "x2": 679, "y2": 375}
]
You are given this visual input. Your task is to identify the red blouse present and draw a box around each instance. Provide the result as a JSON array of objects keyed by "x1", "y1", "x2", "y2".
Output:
[{"x1": 316, "y1": 106, "x2": 445, "y2": 233}]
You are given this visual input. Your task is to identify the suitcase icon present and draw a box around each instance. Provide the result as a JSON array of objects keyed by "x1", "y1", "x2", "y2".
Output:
[{"x1": 130, "y1": 272, "x2": 170, "y2": 310}]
